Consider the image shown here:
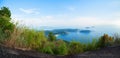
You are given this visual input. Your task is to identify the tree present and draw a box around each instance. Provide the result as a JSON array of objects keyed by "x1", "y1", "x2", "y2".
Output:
[
  {"x1": 48, "y1": 32, "x2": 56, "y2": 41},
  {"x1": 0, "y1": 7, "x2": 11, "y2": 17},
  {"x1": 0, "y1": 7, "x2": 14, "y2": 32}
]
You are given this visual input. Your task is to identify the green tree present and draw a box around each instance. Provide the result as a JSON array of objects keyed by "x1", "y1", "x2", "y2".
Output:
[
  {"x1": 0, "y1": 7, "x2": 14, "y2": 32},
  {"x1": 48, "y1": 32, "x2": 56, "y2": 41}
]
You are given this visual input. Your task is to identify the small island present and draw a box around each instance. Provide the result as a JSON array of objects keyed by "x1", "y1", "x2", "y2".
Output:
[{"x1": 80, "y1": 30, "x2": 91, "y2": 33}]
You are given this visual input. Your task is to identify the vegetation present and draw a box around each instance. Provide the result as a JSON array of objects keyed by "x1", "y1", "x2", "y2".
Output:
[
  {"x1": 68, "y1": 41, "x2": 83, "y2": 54},
  {"x1": 0, "y1": 7, "x2": 14, "y2": 33},
  {"x1": 97, "y1": 34, "x2": 114, "y2": 48},
  {"x1": 48, "y1": 32, "x2": 56, "y2": 41},
  {"x1": 113, "y1": 34, "x2": 120, "y2": 46},
  {"x1": 53, "y1": 40, "x2": 68, "y2": 55},
  {"x1": 0, "y1": 7, "x2": 120, "y2": 55},
  {"x1": 85, "y1": 39, "x2": 98, "y2": 51}
]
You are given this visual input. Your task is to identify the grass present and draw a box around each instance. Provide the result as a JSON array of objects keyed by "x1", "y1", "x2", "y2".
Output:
[{"x1": 1, "y1": 25, "x2": 120, "y2": 55}]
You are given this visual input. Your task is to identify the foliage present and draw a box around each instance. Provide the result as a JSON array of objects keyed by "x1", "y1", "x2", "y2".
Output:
[
  {"x1": 85, "y1": 39, "x2": 98, "y2": 51},
  {"x1": 0, "y1": 28, "x2": 6, "y2": 43},
  {"x1": 68, "y1": 41, "x2": 83, "y2": 54},
  {"x1": 0, "y1": 7, "x2": 11, "y2": 17},
  {"x1": 3, "y1": 26, "x2": 47, "y2": 49},
  {"x1": 53, "y1": 40, "x2": 68, "y2": 55},
  {"x1": 21, "y1": 28, "x2": 47, "y2": 49},
  {"x1": 97, "y1": 34, "x2": 114, "y2": 48},
  {"x1": 48, "y1": 32, "x2": 56, "y2": 41},
  {"x1": 37, "y1": 42, "x2": 54, "y2": 54},
  {"x1": 113, "y1": 34, "x2": 120, "y2": 46},
  {"x1": 0, "y1": 7, "x2": 14, "y2": 32}
]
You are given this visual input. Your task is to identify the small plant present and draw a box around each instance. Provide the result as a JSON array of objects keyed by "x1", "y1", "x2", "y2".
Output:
[
  {"x1": 113, "y1": 34, "x2": 120, "y2": 46},
  {"x1": 48, "y1": 32, "x2": 56, "y2": 41},
  {"x1": 86, "y1": 39, "x2": 98, "y2": 51},
  {"x1": 53, "y1": 40, "x2": 68, "y2": 55},
  {"x1": 68, "y1": 41, "x2": 83, "y2": 54},
  {"x1": 38, "y1": 42, "x2": 54, "y2": 54}
]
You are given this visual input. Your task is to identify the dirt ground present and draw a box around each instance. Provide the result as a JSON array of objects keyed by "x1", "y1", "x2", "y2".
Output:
[{"x1": 0, "y1": 45, "x2": 120, "y2": 58}]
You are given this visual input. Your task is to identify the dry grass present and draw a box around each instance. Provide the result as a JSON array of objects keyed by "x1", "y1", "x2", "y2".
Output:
[{"x1": 5, "y1": 27, "x2": 21, "y2": 47}]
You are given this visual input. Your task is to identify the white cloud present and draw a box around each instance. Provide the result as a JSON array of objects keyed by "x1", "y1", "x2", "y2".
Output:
[
  {"x1": 12, "y1": 14, "x2": 120, "y2": 28},
  {"x1": 113, "y1": 20, "x2": 120, "y2": 26},
  {"x1": 19, "y1": 8, "x2": 40, "y2": 14},
  {"x1": 45, "y1": 16, "x2": 53, "y2": 19}
]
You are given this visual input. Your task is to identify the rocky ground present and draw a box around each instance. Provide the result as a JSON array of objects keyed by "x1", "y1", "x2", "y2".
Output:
[{"x1": 0, "y1": 45, "x2": 120, "y2": 58}]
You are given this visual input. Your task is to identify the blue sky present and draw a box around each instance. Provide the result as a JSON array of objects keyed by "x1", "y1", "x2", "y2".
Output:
[{"x1": 0, "y1": 0, "x2": 120, "y2": 28}]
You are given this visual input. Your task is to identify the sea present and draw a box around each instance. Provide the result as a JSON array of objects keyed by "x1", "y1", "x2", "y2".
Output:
[{"x1": 39, "y1": 25, "x2": 120, "y2": 43}]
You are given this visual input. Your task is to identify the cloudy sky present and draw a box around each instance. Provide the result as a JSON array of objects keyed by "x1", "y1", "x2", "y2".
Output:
[{"x1": 0, "y1": 0, "x2": 120, "y2": 28}]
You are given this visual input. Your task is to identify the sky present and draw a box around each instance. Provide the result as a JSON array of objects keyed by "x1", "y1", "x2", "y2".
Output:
[{"x1": 0, "y1": 0, "x2": 120, "y2": 28}]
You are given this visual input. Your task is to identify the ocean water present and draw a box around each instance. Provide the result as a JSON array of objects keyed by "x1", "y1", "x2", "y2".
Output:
[{"x1": 55, "y1": 25, "x2": 120, "y2": 43}]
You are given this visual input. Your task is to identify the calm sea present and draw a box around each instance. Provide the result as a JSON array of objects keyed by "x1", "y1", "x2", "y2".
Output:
[{"x1": 55, "y1": 25, "x2": 120, "y2": 43}]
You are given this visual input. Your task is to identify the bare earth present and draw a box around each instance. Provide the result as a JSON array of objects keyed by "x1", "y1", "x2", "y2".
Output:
[{"x1": 0, "y1": 45, "x2": 120, "y2": 58}]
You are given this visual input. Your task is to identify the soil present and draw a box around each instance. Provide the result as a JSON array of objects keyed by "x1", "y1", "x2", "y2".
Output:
[{"x1": 0, "y1": 45, "x2": 120, "y2": 58}]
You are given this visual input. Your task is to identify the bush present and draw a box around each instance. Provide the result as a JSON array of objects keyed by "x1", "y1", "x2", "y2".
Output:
[
  {"x1": 97, "y1": 34, "x2": 114, "y2": 48},
  {"x1": 48, "y1": 32, "x2": 56, "y2": 41},
  {"x1": 37, "y1": 42, "x2": 54, "y2": 54},
  {"x1": 113, "y1": 34, "x2": 120, "y2": 46},
  {"x1": 85, "y1": 39, "x2": 98, "y2": 51},
  {"x1": 53, "y1": 40, "x2": 68, "y2": 55},
  {"x1": 68, "y1": 41, "x2": 83, "y2": 54},
  {"x1": 4, "y1": 26, "x2": 48, "y2": 50},
  {"x1": 21, "y1": 28, "x2": 47, "y2": 49},
  {"x1": 0, "y1": 28, "x2": 6, "y2": 43}
]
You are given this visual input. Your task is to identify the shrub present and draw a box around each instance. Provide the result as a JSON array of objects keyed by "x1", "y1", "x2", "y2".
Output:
[
  {"x1": 68, "y1": 41, "x2": 83, "y2": 54},
  {"x1": 97, "y1": 34, "x2": 114, "y2": 48},
  {"x1": 0, "y1": 28, "x2": 6, "y2": 43},
  {"x1": 21, "y1": 28, "x2": 47, "y2": 49},
  {"x1": 86, "y1": 39, "x2": 98, "y2": 51},
  {"x1": 113, "y1": 34, "x2": 120, "y2": 46},
  {"x1": 48, "y1": 32, "x2": 56, "y2": 41},
  {"x1": 53, "y1": 40, "x2": 68, "y2": 55},
  {"x1": 4, "y1": 26, "x2": 47, "y2": 49},
  {"x1": 37, "y1": 42, "x2": 54, "y2": 54},
  {"x1": 4, "y1": 27, "x2": 23, "y2": 48}
]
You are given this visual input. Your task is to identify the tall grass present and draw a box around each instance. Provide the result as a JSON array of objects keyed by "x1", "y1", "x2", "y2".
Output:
[
  {"x1": 53, "y1": 40, "x2": 68, "y2": 55},
  {"x1": 85, "y1": 39, "x2": 98, "y2": 51},
  {"x1": 0, "y1": 26, "x2": 120, "y2": 55},
  {"x1": 1, "y1": 27, "x2": 47, "y2": 50},
  {"x1": 68, "y1": 41, "x2": 83, "y2": 54}
]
